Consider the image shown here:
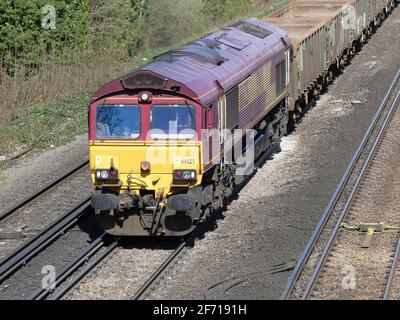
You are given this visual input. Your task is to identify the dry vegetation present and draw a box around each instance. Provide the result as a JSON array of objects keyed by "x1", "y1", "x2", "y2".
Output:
[{"x1": 0, "y1": 0, "x2": 292, "y2": 158}]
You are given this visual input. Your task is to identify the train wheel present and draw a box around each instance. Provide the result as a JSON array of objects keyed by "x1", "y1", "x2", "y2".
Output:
[
  {"x1": 288, "y1": 112, "x2": 296, "y2": 132},
  {"x1": 280, "y1": 111, "x2": 289, "y2": 136},
  {"x1": 295, "y1": 101, "x2": 303, "y2": 117}
]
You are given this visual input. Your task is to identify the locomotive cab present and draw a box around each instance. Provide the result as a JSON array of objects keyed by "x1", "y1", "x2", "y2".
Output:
[{"x1": 89, "y1": 76, "x2": 206, "y2": 236}]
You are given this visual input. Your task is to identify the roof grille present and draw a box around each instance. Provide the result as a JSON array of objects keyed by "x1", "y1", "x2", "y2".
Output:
[
  {"x1": 155, "y1": 42, "x2": 226, "y2": 65},
  {"x1": 232, "y1": 21, "x2": 272, "y2": 39}
]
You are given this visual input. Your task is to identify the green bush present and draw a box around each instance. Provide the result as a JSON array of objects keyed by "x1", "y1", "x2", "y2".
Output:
[
  {"x1": 146, "y1": 0, "x2": 207, "y2": 48},
  {"x1": 0, "y1": 0, "x2": 89, "y2": 75},
  {"x1": 202, "y1": 0, "x2": 250, "y2": 23},
  {"x1": 0, "y1": 0, "x2": 256, "y2": 75}
]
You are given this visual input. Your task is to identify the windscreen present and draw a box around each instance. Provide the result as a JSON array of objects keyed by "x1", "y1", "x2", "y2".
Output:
[
  {"x1": 96, "y1": 105, "x2": 140, "y2": 139},
  {"x1": 150, "y1": 104, "x2": 196, "y2": 139}
]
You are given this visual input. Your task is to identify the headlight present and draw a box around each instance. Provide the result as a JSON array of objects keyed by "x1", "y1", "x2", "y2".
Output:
[
  {"x1": 95, "y1": 169, "x2": 119, "y2": 181},
  {"x1": 100, "y1": 170, "x2": 109, "y2": 179},
  {"x1": 173, "y1": 170, "x2": 197, "y2": 181}
]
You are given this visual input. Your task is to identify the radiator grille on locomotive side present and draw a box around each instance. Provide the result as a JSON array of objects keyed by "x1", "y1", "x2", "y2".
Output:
[
  {"x1": 226, "y1": 86, "x2": 239, "y2": 129},
  {"x1": 238, "y1": 61, "x2": 274, "y2": 127}
]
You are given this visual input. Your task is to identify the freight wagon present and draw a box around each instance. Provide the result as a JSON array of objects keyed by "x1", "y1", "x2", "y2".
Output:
[{"x1": 265, "y1": 0, "x2": 397, "y2": 117}]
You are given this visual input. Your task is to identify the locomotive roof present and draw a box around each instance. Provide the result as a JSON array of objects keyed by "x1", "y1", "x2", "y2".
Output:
[{"x1": 92, "y1": 18, "x2": 290, "y2": 106}]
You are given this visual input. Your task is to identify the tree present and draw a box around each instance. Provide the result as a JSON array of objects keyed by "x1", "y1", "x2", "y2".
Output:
[
  {"x1": 0, "y1": 0, "x2": 89, "y2": 75},
  {"x1": 202, "y1": 0, "x2": 250, "y2": 23}
]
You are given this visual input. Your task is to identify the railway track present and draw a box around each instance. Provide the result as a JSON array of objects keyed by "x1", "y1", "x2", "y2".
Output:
[
  {"x1": 131, "y1": 241, "x2": 189, "y2": 300},
  {"x1": 0, "y1": 192, "x2": 118, "y2": 300},
  {"x1": 0, "y1": 154, "x2": 121, "y2": 300},
  {"x1": 29, "y1": 234, "x2": 118, "y2": 300},
  {"x1": 0, "y1": 196, "x2": 108, "y2": 300},
  {"x1": 281, "y1": 67, "x2": 400, "y2": 300},
  {"x1": 24, "y1": 205, "x2": 204, "y2": 300},
  {"x1": 0, "y1": 160, "x2": 91, "y2": 262},
  {"x1": 383, "y1": 235, "x2": 400, "y2": 299},
  {"x1": 35, "y1": 238, "x2": 179, "y2": 300},
  {"x1": 0, "y1": 160, "x2": 89, "y2": 223},
  {"x1": 0, "y1": 199, "x2": 92, "y2": 284}
]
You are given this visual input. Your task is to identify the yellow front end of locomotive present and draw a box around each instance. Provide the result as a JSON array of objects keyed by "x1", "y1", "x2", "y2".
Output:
[{"x1": 89, "y1": 140, "x2": 203, "y2": 196}]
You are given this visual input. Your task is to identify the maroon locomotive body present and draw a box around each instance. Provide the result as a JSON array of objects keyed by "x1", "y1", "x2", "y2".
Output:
[{"x1": 89, "y1": 18, "x2": 291, "y2": 236}]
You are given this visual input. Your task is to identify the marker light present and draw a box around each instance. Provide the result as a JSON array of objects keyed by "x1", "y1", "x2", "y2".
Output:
[
  {"x1": 139, "y1": 91, "x2": 152, "y2": 103},
  {"x1": 109, "y1": 170, "x2": 118, "y2": 179}
]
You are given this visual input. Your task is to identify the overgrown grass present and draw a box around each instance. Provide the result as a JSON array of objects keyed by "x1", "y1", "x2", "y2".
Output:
[
  {"x1": 0, "y1": 93, "x2": 91, "y2": 152},
  {"x1": 254, "y1": 0, "x2": 292, "y2": 17}
]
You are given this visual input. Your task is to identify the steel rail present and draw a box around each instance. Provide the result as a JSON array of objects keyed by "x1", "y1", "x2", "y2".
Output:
[
  {"x1": 28, "y1": 233, "x2": 106, "y2": 300},
  {"x1": 383, "y1": 235, "x2": 400, "y2": 300},
  {"x1": 132, "y1": 242, "x2": 186, "y2": 300},
  {"x1": 29, "y1": 234, "x2": 118, "y2": 300},
  {"x1": 300, "y1": 78, "x2": 400, "y2": 299},
  {"x1": 49, "y1": 239, "x2": 118, "y2": 300},
  {"x1": 0, "y1": 198, "x2": 91, "y2": 283},
  {"x1": 280, "y1": 67, "x2": 400, "y2": 300},
  {"x1": 0, "y1": 160, "x2": 89, "y2": 222}
]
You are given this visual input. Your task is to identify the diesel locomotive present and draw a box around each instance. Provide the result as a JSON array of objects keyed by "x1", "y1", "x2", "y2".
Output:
[{"x1": 89, "y1": 0, "x2": 397, "y2": 236}]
